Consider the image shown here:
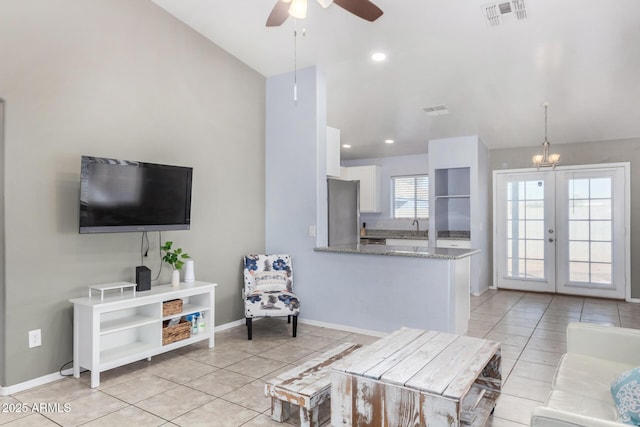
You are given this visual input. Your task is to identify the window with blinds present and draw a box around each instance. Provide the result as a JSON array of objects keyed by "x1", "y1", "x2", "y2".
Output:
[{"x1": 392, "y1": 175, "x2": 429, "y2": 219}]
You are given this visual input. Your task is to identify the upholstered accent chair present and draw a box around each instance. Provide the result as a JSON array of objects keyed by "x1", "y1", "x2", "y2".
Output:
[{"x1": 242, "y1": 254, "x2": 300, "y2": 340}]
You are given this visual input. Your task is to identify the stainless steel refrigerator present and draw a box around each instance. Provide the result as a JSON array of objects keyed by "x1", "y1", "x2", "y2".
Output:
[{"x1": 328, "y1": 178, "x2": 360, "y2": 246}]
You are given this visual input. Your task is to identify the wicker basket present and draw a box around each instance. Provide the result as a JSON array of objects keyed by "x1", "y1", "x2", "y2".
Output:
[
  {"x1": 162, "y1": 299, "x2": 183, "y2": 317},
  {"x1": 162, "y1": 318, "x2": 191, "y2": 345}
]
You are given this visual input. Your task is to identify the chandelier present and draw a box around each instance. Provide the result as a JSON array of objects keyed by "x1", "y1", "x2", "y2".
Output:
[{"x1": 532, "y1": 102, "x2": 560, "y2": 169}]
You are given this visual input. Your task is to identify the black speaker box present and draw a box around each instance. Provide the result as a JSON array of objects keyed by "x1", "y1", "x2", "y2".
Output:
[{"x1": 136, "y1": 266, "x2": 151, "y2": 292}]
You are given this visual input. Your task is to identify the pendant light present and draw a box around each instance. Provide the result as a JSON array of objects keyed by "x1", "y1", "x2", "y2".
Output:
[{"x1": 532, "y1": 102, "x2": 560, "y2": 169}]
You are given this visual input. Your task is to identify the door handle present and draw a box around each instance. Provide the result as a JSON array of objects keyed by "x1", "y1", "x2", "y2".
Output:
[{"x1": 549, "y1": 238, "x2": 554, "y2": 243}]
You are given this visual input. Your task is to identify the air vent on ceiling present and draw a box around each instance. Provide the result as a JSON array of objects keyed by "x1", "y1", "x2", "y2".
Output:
[
  {"x1": 483, "y1": 0, "x2": 527, "y2": 27},
  {"x1": 423, "y1": 105, "x2": 449, "y2": 116}
]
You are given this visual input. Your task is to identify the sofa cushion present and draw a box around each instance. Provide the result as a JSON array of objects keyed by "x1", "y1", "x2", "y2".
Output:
[
  {"x1": 553, "y1": 353, "x2": 636, "y2": 402},
  {"x1": 545, "y1": 389, "x2": 619, "y2": 421},
  {"x1": 611, "y1": 367, "x2": 640, "y2": 425}
]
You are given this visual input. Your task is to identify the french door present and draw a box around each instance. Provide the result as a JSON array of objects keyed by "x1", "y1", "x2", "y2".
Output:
[{"x1": 494, "y1": 164, "x2": 629, "y2": 299}]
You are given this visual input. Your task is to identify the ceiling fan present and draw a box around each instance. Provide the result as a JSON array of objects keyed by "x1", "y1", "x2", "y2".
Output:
[{"x1": 266, "y1": 0, "x2": 383, "y2": 27}]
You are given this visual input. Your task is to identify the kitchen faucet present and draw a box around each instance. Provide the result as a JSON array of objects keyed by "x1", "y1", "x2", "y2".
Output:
[{"x1": 412, "y1": 219, "x2": 419, "y2": 232}]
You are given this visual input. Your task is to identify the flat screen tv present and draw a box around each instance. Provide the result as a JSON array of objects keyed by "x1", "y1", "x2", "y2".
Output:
[{"x1": 79, "y1": 156, "x2": 193, "y2": 233}]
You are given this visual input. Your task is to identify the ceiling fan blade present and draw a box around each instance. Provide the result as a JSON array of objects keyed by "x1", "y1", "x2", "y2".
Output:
[
  {"x1": 266, "y1": 0, "x2": 291, "y2": 27},
  {"x1": 333, "y1": 0, "x2": 383, "y2": 22}
]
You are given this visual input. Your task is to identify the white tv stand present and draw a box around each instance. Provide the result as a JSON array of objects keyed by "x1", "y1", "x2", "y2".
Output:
[{"x1": 70, "y1": 281, "x2": 216, "y2": 388}]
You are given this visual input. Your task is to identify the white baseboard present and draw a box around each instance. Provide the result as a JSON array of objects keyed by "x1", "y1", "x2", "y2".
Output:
[
  {"x1": 0, "y1": 370, "x2": 74, "y2": 397},
  {"x1": 214, "y1": 318, "x2": 247, "y2": 332},
  {"x1": 298, "y1": 318, "x2": 387, "y2": 337}
]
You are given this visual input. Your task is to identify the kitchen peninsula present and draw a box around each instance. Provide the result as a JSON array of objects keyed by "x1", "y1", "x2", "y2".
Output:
[{"x1": 313, "y1": 244, "x2": 478, "y2": 335}]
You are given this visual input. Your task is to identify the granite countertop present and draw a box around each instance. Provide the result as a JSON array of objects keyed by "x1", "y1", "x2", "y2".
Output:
[
  {"x1": 364, "y1": 229, "x2": 429, "y2": 240},
  {"x1": 314, "y1": 244, "x2": 479, "y2": 260}
]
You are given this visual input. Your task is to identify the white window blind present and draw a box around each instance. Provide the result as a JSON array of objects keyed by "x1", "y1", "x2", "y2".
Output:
[{"x1": 392, "y1": 175, "x2": 429, "y2": 218}]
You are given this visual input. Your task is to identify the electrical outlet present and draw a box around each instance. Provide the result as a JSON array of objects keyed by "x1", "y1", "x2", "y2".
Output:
[{"x1": 28, "y1": 329, "x2": 41, "y2": 348}]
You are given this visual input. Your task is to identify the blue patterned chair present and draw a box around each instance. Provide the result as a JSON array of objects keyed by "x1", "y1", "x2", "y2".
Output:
[{"x1": 242, "y1": 254, "x2": 300, "y2": 340}]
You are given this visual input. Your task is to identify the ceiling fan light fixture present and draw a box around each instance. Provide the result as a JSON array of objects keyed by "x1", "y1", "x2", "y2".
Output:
[
  {"x1": 289, "y1": 0, "x2": 307, "y2": 19},
  {"x1": 385, "y1": 139, "x2": 394, "y2": 144},
  {"x1": 317, "y1": 0, "x2": 334, "y2": 8},
  {"x1": 371, "y1": 52, "x2": 386, "y2": 62},
  {"x1": 342, "y1": 144, "x2": 352, "y2": 148}
]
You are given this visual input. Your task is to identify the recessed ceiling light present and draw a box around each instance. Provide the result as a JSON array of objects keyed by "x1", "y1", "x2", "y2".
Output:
[
  {"x1": 371, "y1": 52, "x2": 386, "y2": 62},
  {"x1": 385, "y1": 139, "x2": 394, "y2": 144},
  {"x1": 342, "y1": 144, "x2": 351, "y2": 148}
]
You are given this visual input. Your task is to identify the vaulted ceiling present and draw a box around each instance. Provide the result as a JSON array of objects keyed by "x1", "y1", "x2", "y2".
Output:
[{"x1": 152, "y1": 0, "x2": 640, "y2": 159}]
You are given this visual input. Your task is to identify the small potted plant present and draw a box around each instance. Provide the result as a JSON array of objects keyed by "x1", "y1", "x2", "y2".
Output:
[{"x1": 161, "y1": 241, "x2": 190, "y2": 287}]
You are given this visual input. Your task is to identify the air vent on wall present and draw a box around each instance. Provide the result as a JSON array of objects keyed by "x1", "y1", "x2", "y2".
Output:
[
  {"x1": 423, "y1": 105, "x2": 449, "y2": 116},
  {"x1": 483, "y1": 0, "x2": 527, "y2": 27}
]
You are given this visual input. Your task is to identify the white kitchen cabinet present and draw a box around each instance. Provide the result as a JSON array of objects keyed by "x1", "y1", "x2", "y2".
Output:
[
  {"x1": 386, "y1": 238, "x2": 430, "y2": 247},
  {"x1": 437, "y1": 239, "x2": 472, "y2": 249},
  {"x1": 341, "y1": 165, "x2": 381, "y2": 213},
  {"x1": 70, "y1": 281, "x2": 216, "y2": 388},
  {"x1": 326, "y1": 126, "x2": 341, "y2": 177}
]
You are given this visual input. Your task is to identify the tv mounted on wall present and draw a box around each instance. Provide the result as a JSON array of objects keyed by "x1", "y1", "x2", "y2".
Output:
[{"x1": 79, "y1": 156, "x2": 193, "y2": 233}]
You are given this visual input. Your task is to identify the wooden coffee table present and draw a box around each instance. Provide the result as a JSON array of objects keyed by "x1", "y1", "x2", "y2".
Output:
[{"x1": 331, "y1": 327, "x2": 501, "y2": 426}]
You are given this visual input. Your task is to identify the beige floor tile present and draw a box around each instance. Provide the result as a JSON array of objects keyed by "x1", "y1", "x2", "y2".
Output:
[
  {"x1": 503, "y1": 375, "x2": 552, "y2": 402},
  {"x1": 530, "y1": 329, "x2": 566, "y2": 342},
  {"x1": 260, "y1": 344, "x2": 316, "y2": 363},
  {"x1": 242, "y1": 414, "x2": 290, "y2": 426},
  {"x1": 485, "y1": 331, "x2": 529, "y2": 350},
  {"x1": 492, "y1": 394, "x2": 541, "y2": 425},
  {"x1": 146, "y1": 356, "x2": 217, "y2": 384},
  {"x1": 470, "y1": 311, "x2": 506, "y2": 322},
  {"x1": 519, "y1": 348, "x2": 563, "y2": 367},
  {"x1": 510, "y1": 360, "x2": 557, "y2": 383},
  {"x1": 486, "y1": 416, "x2": 528, "y2": 426},
  {"x1": 543, "y1": 309, "x2": 581, "y2": 319},
  {"x1": 496, "y1": 317, "x2": 539, "y2": 328},
  {"x1": 500, "y1": 344, "x2": 524, "y2": 360},
  {"x1": 222, "y1": 379, "x2": 271, "y2": 412},
  {"x1": 525, "y1": 338, "x2": 566, "y2": 354},
  {"x1": 0, "y1": 397, "x2": 31, "y2": 424},
  {"x1": 81, "y1": 405, "x2": 165, "y2": 426},
  {"x1": 287, "y1": 334, "x2": 337, "y2": 351},
  {"x1": 100, "y1": 374, "x2": 179, "y2": 404},
  {"x1": 0, "y1": 414, "x2": 59, "y2": 426},
  {"x1": 14, "y1": 378, "x2": 97, "y2": 405},
  {"x1": 501, "y1": 357, "x2": 517, "y2": 380},
  {"x1": 136, "y1": 385, "x2": 213, "y2": 420},
  {"x1": 225, "y1": 356, "x2": 289, "y2": 379},
  {"x1": 182, "y1": 346, "x2": 254, "y2": 368},
  {"x1": 535, "y1": 320, "x2": 569, "y2": 332},
  {"x1": 44, "y1": 391, "x2": 128, "y2": 427},
  {"x1": 186, "y1": 369, "x2": 255, "y2": 397},
  {"x1": 490, "y1": 324, "x2": 535, "y2": 338},
  {"x1": 171, "y1": 398, "x2": 259, "y2": 426},
  {"x1": 306, "y1": 328, "x2": 352, "y2": 340},
  {"x1": 580, "y1": 313, "x2": 620, "y2": 324}
]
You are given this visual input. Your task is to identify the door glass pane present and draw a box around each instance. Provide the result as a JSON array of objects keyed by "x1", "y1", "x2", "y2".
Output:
[
  {"x1": 570, "y1": 262, "x2": 589, "y2": 282},
  {"x1": 526, "y1": 220, "x2": 544, "y2": 239},
  {"x1": 569, "y1": 241, "x2": 589, "y2": 262},
  {"x1": 567, "y1": 177, "x2": 613, "y2": 285},
  {"x1": 591, "y1": 199, "x2": 612, "y2": 220},
  {"x1": 568, "y1": 200, "x2": 589, "y2": 219},
  {"x1": 590, "y1": 221, "x2": 612, "y2": 241},
  {"x1": 504, "y1": 179, "x2": 546, "y2": 281},
  {"x1": 569, "y1": 221, "x2": 589, "y2": 240}
]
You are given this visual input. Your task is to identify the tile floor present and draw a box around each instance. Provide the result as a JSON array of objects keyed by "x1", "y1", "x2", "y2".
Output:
[{"x1": 2, "y1": 289, "x2": 639, "y2": 426}]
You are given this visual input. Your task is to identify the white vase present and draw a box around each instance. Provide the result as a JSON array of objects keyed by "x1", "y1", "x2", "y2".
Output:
[{"x1": 171, "y1": 269, "x2": 180, "y2": 287}]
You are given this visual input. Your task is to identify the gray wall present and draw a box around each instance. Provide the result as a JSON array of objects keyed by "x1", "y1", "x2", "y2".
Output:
[
  {"x1": 0, "y1": 100, "x2": 5, "y2": 386},
  {"x1": 489, "y1": 137, "x2": 640, "y2": 299},
  {"x1": 0, "y1": 0, "x2": 265, "y2": 386}
]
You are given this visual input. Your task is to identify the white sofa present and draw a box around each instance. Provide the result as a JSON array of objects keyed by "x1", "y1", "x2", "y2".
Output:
[{"x1": 531, "y1": 322, "x2": 640, "y2": 426}]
